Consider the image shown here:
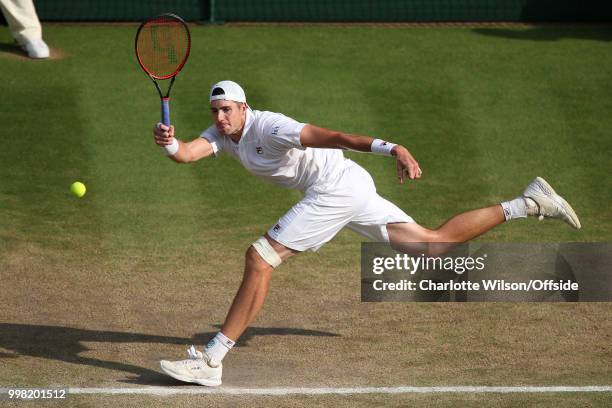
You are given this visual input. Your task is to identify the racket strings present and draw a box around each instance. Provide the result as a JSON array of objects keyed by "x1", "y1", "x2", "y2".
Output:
[{"x1": 136, "y1": 16, "x2": 190, "y2": 79}]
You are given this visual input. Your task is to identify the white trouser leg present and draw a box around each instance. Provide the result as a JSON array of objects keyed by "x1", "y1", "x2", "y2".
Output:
[{"x1": 0, "y1": 0, "x2": 42, "y2": 43}]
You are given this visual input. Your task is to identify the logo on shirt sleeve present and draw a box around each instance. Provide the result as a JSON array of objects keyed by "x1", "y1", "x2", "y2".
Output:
[
  {"x1": 271, "y1": 126, "x2": 280, "y2": 136},
  {"x1": 256, "y1": 146, "x2": 263, "y2": 154}
]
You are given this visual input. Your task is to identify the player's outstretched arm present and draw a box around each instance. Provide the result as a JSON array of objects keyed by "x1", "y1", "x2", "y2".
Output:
[
  {"x1": 153, "y1": 123, "x2": 215, "y2": 163},
  {"x1": 300, "y1": 124, "x2": 422, "y2": 183}
]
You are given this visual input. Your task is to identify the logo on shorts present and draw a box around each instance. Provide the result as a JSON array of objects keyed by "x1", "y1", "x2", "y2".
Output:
[
  {"x1": 271, "y1": 126, "x2": 280, "y2": 136},
  {"x1": 273, "y1": 224, "x2": 281, "y2": 232},
  {"x1": 381, "y1": 141, "x2": 388, "y2": 146},
  {"x1": 256, "y1": 146, "x2": 263, "y2": 154}
]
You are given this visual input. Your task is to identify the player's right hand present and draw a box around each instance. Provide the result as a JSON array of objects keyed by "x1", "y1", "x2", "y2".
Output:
[{"x1": 153, "y1": 123, "x2": 175, "y2": 146}]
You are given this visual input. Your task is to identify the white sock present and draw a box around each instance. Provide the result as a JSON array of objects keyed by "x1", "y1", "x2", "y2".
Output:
[
  {"x1": 204, "y1": 332, "x2": 235, "y2": 364},
  {"x1": 500, "y1": 197, "x2": 530, "y2": 221}
]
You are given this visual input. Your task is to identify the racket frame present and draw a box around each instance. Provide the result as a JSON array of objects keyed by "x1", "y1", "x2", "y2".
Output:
[{"x1": 134, "y1": 13, "x2": 191, "y2": 126}]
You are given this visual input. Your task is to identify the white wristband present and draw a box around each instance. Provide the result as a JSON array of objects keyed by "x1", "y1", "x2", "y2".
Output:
[
  {"x1": 161, "y1": 138, "x2": 179, "y2": 156},
  {"x1": 371, "y1": 139, "x2": 397, "y2": 156}
]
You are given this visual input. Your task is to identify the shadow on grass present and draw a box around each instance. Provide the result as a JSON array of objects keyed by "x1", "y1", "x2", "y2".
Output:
[
  {"x1": 473, "y1": 25, "x2": 612, "y2": 42},
  {"x1": 0, "y1": 323, "x2": 339, "y2": 385},
  {"x1": 0, "y1": 42, "x2": 27, "y2": 58}
]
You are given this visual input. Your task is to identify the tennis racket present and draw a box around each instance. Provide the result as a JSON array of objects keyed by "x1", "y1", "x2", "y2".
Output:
[{"x1": 135, "y1": 13, "x2": 191, "y2": 127}]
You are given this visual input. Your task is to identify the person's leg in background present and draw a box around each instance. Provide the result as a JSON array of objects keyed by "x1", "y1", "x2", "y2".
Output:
[{"x1": 0, "y1": 0, "x2": 49, "y2": 58}]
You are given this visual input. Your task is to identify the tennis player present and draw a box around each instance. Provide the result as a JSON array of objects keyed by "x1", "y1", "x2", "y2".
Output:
[{"x1": 154, "y1": 80, "x2": 581, "y2": 386}]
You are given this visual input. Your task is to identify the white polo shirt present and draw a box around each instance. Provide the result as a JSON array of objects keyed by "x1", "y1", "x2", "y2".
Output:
[{"x1": 200, "y1": 109, "x2": 349, "y2": 193}]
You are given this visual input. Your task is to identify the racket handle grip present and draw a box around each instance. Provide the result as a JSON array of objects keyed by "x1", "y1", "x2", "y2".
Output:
[{"x1": 161, "y1": 98, "x2": 170, "y2": 127}]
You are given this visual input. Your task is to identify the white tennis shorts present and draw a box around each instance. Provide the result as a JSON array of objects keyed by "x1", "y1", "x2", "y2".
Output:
[{"x1": 267, "y1": 160, "x2": 414, "y2": 251}]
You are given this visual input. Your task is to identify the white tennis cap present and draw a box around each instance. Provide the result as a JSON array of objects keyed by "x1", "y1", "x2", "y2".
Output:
[{"x1": 209, "y1": 80, "x2": 247, "y2": 103}]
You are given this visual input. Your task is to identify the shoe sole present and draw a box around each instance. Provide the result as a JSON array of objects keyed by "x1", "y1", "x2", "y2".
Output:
[
  {"x1": 160, "y1": 362, "x2": 222, "y2": 387},
  {"x1": 530, "y1": 177, "x2": 581, "y2": 229}
]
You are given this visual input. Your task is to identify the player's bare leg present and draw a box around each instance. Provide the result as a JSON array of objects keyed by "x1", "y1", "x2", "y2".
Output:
[
  {"x1": 388, "y1": 176, "x2": 580, "y2": 254},
  {"x1": 387, "y1": 205, "x2": 505, "y2": 245},
  {"x1": 221, "y1": 235, "x2": 298, "y2": 340},
  {"x1": 387, "y1": 205, "x2": 505, "y2": 256},
  {"x1": 160, "y1": 235, "x2": 296, "y2": 386}
]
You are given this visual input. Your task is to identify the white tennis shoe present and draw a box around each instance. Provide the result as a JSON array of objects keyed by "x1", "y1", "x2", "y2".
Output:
[
  {"x1": 19, "y1": 38, "x2": 50, "y2": 59},
  {"x1": 160, "y1": 346, "x2": 222, "y2": 386},
  {"x1": 523, "y1": 177, "x2": 581, "y2": 229}
]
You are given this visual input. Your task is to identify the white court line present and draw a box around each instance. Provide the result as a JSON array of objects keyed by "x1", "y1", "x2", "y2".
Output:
[{"x1": 50, "y1": 386, "x2": 612, "y2": 396}]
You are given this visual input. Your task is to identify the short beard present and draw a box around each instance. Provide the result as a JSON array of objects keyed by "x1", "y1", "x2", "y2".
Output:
[{"x1": 227, "y1": 124, "x2": 244, "y2": 138}]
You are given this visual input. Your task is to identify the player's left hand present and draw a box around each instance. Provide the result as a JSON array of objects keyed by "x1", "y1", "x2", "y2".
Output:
[{"x1": 392, "y1": 145, "x2": 422, "y2": 184}]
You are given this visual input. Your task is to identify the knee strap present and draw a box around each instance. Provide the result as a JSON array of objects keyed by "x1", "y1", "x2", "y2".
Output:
[{"x1": 252, "y1": 236, "x2": 282, "y2": 268}]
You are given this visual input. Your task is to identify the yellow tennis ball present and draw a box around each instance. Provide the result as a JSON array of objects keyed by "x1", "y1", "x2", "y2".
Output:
[{"x1": 70, "y1": 181, "x2": 86, "y2": 198}]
